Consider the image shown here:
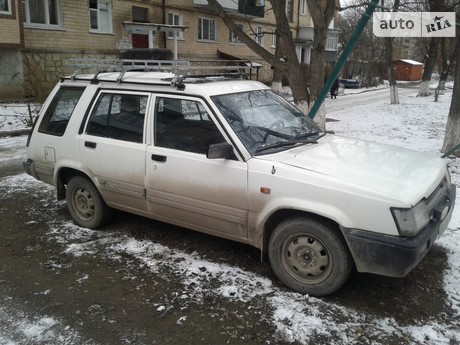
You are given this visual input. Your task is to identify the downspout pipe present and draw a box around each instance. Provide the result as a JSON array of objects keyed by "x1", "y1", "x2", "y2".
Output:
[
  {"x1": 308, "y1": 0, "x2": 379, "y2": 119},
  {"x1": 162, "y1": 0, "x2": 167, "y2": 49}
]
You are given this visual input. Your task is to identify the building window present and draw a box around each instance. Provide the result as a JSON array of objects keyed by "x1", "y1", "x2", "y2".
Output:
[
  {"x1": 326, "y1": 31, "x2": 339, "y2": 51},
  {"x1": 271, "y1": 29, "x2": 276, "y2": 48},
  {"x1": 229, "y1": 24, "x2": 243, "y2": 44},
  {"x1": 132, "y1": 6, "x2": 148, "y2": 23},
  {"x1": 89, "y1": 0, "x2": 112, "y2": 33},
  {"x1": 255, "y1": 26, "x2": 263, "y2": 46},
  {"x1": 300, "y1": 0, "x2": 307, "y2": 15},
  {"x1": 198, "y1": 17, "x2": 216, "y2": 42},
  {"x1": 0, "y1": 0, "x2": 11, "y2": 14},
  {"x1": 168, "y1": 12, "x2": 183, "y2": 39},
  {"x1": 286, "y1": 0, "x2": 293, "y2": 22},
  {"x1": 23, "y1": 0, "x2": 61, "y2": 28}
]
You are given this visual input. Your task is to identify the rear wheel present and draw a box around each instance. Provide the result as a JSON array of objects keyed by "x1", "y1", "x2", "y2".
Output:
[
  {"x1": 268, "y1": 216, "x2": 352, "y2": 296},
  {"x1": 65, "y1": 176, "x2": 112, "y2": 229}
]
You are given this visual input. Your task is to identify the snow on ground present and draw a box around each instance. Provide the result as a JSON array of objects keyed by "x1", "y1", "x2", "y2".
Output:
[
  {"x1": 0, "y1": 102, "x2": 40, "y2": 132},
  {"x1": 1, "y1": 85, "x2": 460, "y2": 344}
]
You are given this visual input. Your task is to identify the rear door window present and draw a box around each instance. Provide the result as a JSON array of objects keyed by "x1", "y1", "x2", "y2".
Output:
[
  {"x1": 38, "y1": 87, "x2": 85, "y2": 136},
  {"x1": 86, "y1": 92, "x2": 148, "y2": 144}
]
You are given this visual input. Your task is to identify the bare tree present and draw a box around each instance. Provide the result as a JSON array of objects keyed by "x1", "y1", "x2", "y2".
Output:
[
  {"x1": 305, "y1": 0, "x2": 337, "y2": 128},
  {"x1": 434, "y1": 37, "x2": 456, "y2": 102},
  {"x1": 418, "y1": 0, "x2": 447, "y2": 96},
  {"x1": 338, "y1": 0, "x2": 389, "y2": 86},
  {"x1": 306, "y1": 0, "x2": 337, "y2": 100},
  {"x1": 441, "y1": 9, "x2": 460, "y2": 154},
  {"x1": 207, "y1": 0, "x2": 311, "y2": 117},
  {"x1": 382, "y1": 0, "x2": 400, "y2": 104},
  {"x1": 206, "y1": 0, "x2": 340, "y2": 129},
  {"x1": 418, "y1": 37, "x2": 439, "y2": 96}
]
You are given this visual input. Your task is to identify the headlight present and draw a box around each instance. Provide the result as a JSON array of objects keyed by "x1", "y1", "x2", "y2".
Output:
[{"x1": 391, "y1": 200, "x2": 431, "y2": 237}]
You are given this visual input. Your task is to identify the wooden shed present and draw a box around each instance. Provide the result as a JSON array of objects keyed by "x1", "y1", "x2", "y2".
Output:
[{"x1": 393, "y1": 59, "x2": 424, "y2": 81}]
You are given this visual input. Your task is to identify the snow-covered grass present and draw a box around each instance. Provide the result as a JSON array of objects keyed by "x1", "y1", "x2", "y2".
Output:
[
  {"x1": 0, "y1": 102, "x2": 40, "y2": 132},
  {"x1": 1, "y1": 84, "x2": 459, "y2": 344}
]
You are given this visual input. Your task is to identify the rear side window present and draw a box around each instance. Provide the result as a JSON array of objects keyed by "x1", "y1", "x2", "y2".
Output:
[
  {"x1": 86, "y1": 92, "x2": 148, "y2": 144},
  {"x1": 38, "y1": 87, "x2": 85, "y2": 136}
]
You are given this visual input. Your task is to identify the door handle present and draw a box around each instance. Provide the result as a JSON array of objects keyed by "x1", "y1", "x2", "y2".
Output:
[
  {"x1": 151, "y1": 154, "x2": 167, "y2": 162},
  {"x1": 85, "y1": 141, "x2": 97, "y2": 149}
]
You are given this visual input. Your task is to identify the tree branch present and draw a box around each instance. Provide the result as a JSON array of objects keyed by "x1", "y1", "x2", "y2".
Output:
[{"x1": 206, "y1": 0, "x2": 287, "y2": 71}]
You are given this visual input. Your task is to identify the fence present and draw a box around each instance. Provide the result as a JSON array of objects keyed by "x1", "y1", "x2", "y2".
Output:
[{"x1": 0, "y1": 102, "x2": 41, "y2": 135}]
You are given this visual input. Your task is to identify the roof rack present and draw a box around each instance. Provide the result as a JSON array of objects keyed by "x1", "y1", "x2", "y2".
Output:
[{"x1": 65, "y1": 58, "x2": 257, "y2": 87}]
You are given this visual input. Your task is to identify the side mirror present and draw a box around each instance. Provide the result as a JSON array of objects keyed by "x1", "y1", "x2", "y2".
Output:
[{"x1": 207, "y1": 142, "x2": 233, "y2": 159}]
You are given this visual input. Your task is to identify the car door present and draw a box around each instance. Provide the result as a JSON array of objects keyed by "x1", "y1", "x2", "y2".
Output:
[
  {"x1": 79, "y1": 90, "x2": 150, "y2": 212},
  {"x1": 145, "y1": 95, "x2": 249, "y2": 239}
]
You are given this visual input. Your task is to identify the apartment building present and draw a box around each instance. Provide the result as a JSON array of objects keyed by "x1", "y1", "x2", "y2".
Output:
[
  {"x1": 0, "y1": 0, "x2": 24, "y2": 98},
  {"x1": 0, "y1": 0, "x2": 339, "y2": 99}
]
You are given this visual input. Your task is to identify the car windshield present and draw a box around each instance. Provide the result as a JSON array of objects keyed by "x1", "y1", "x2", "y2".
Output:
[{"x1": 211, "y1": 89, "x2": 323, "y2": 155}]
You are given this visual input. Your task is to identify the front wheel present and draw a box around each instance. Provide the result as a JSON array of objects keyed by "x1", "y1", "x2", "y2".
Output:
[
  {"x1": 65, "y1": 175, "x2": 112, "y2": 229},
  {"x1": 268, "y1": 217, "x2": 353, "y2": 296}
]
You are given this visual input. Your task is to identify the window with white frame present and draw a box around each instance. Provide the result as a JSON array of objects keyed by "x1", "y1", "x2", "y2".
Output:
[
  {"x1": 23, "y1": 0, "x2": 61, "y2": 27},
  {"x1": 198, "y1": 17, "x2": 216, "y2": 41},
  {"x1": 0, "y1": 0, "x2": 11, "y2": 14},
  {"x1": 300, "y1": 0, "x2": 307, "y2": 15},
  {"x1": 286, "y1": 0, "x2": 293, "y2": 22},
  {"x1": 255, "y1": 26, "x2": 263, "y2": 46},
  {"x1": 168, "y1": 12, "x2": 183, "y2": 39},
  {"x1": 271, "y1": 29, "x2": 276, "y2": 48},
  {"x1": 326, "y1": 31, "x2": 339, "y2": 51},
  {"x1": 89, "y1": 0, "x2": 112, "y2": 33},
  {"x1": 229, "y1": 24, "x2": 243, "y2": 44}
]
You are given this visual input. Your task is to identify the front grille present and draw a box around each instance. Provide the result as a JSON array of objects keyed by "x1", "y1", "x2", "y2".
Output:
[{"x1": 426, "y1": 176, "x2": 449, "y2": 221}]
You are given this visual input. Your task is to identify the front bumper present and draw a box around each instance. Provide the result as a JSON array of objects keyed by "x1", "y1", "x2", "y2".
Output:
[{"x1": 342, "y1": 183, "x2": 456, "y2": 277}]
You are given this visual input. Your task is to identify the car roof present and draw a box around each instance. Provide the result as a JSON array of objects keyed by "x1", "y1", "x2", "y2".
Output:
[{"x1": 63, "y1": 71, "x2": 270, "y2": 97}]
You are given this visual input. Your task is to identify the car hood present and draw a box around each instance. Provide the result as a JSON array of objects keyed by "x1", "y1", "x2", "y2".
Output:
[{"x1": 271, "y1": 135, "x2": 447, "y2": 205}]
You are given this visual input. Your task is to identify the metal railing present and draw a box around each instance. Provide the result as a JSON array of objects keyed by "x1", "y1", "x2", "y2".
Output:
[{"x1": 65, "y1": 58, "x2": 257, "y2": 83}]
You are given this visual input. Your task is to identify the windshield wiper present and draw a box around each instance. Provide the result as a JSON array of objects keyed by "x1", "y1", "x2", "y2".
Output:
[
  {"x1": 255, "y1": 139, "x2": 318, "y2": 153},
  {"x1": 295, "y1": 130, "x2": 333, "y2": 140}
]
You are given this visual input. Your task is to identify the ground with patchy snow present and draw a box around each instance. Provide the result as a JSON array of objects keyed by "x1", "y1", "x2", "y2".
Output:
[{"x1": 1, "y1": 84, "x2": 459, "y2": 344}]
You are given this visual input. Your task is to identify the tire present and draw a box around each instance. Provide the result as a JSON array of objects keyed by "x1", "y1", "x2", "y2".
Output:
[
  {"x1": 268, "y1": 216, "x2": 353, "y2": 296},
  {"x1": 65, "y1": 175, "x2": 112, "y2": 229}
]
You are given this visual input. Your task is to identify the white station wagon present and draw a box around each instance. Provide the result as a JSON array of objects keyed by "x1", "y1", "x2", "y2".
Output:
[{"x1": 24, "y1": 66, "x2": 455, "y2": 296}]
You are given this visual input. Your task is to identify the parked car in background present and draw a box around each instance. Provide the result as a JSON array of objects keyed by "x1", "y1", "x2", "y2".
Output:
[{"x1": 340, "y1": 78, "x2": 362, "y2": 88}]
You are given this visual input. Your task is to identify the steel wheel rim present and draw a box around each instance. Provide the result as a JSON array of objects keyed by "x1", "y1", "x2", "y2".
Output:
[
  {"x1": 281, "y1": 232, "x2": 333, "y2": 284},
  {"x1": 72, "y1": 187, "x2": 95, "y2": 221}
]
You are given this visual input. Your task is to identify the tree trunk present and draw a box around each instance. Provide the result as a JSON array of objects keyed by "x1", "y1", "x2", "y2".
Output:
[
  {"x1": 269, "y1": 0, "x2": 310, "y2": 107},
  {"x1": 385, "y1": 37, "x2": 399, "y2": 104},
  {"x1": 305, "y1": 0, "x2": 337, "y2": 129},
  {"x1": 309, "y1": 26, "x2": 328, "y2": 129},
  {"x1": 418, "y1": 37, "x2": 439, "y2": 97},
  {"x1": 441, "y1": 28, "x2": 460, "y2": 154},
  {"x1": 309, "y1": 26, "x2": 328, "y2": 100},
  {"x1": 271, "y1": 68, "x2": 283, "y2": 93},
  {"x1": 435, "y1": 38, "x2": 455, "y2": 102},
  {"x1": 205, "y1": 0, "x2": 310, "y2": 110},
  {"x1": 271, "y1": 30, "x2": 283, "y2": 93}
]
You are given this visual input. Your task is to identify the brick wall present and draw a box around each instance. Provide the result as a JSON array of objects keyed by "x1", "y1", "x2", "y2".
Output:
[
  {"x1": 15, "y1": 0, "x2": 284, "y2": 99},
  {"x1": 0, "y1": 50, "x2": 24, "y2": 99},
  {"x1": 0, "y1": 0, "x2": 23, "y2": 47},
  {"x1": 21, "y1": 51, "x2": 117, "y2": 100}
]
